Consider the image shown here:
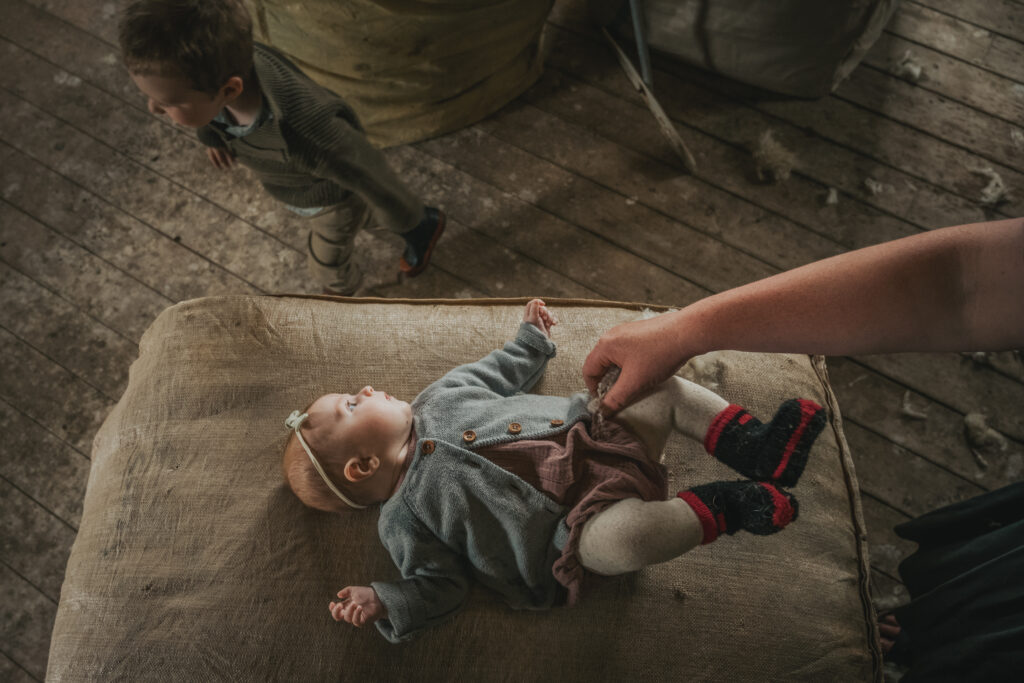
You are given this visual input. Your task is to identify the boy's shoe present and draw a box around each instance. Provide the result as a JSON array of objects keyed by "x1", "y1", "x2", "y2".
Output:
[{"x1": 399, "y1": 207, "x2": 446, "y2": 277}]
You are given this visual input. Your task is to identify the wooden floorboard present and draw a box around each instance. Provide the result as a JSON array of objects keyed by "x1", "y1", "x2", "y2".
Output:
[
  {"x1": 0, "y1": 478, "x2": 77, "y2": 601},
  {"x1": 0, "y1": 563, "x2": 57, "y2": 682},
  {"x1": 839, "y1": 64, "x2": 1022, "y2": 174},
  {"x1": 540, "y1": 51, "x2": 986, "y2": 254},
  {"x1": 0, "y1": 400, "x2": 90, "y2": 527},
  {"x1": 863, "y1": 32, "x2": 1024, "y2": 125},
  {"x1": 0, "y1": 650, "x2": 39, "y2": 683},
  {"x1": 891, "y1": 2, "x2": 1024, "y2": 81},
  {"x1": 0, "y1": 197, "x2": 176, "y2": 340},
  {"x1": 0, "y1": 327, "x2": 115, "y2": 454},
  {"x1": 477, "y1": 96, "x2": 849, "y2": 269},
  {"x1": 1, "y1": 0, "x2": 1020, "y2": 676},
  {"x1": 828, "y1": 358, "x2": 1022, "y2": 491},
  {"x1": 548, "y1": 25, "x2": 1024, "y2": 221},
  {"x1": 860, "y1": 495, "x2": 915, "y2": 579},
  {"x1": 913, "y1": 0, "x2": 1024, "y2": 43}
]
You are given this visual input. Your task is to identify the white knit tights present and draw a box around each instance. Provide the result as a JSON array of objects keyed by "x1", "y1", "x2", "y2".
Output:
[{"x1": 578, "y1": 377, "x2": 727, "y2": 575}]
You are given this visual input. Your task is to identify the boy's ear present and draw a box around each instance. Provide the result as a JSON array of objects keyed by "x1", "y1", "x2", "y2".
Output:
[
  {"x1": 219, "y1": 75, "x2": 244, "y2": 103},
  {"x1": 343, "y1": 456, "x2": 379, "y2": 483}
]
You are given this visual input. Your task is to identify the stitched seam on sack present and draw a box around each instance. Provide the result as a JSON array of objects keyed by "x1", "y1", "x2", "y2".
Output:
[{"x1": 812, "y1": 354, "x2": 884, "y2": 682}]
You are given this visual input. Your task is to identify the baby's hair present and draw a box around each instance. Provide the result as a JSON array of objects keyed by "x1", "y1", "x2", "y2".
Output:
[
  {"x1": 281, "y1": 400, "x2": 362, "y2": 513},
  {"x1": 118, "y1": 0, "x2": 254, "y2": 95}
]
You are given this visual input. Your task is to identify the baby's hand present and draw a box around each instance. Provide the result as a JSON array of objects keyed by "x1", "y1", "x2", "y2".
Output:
[
  {"x1": 523, "y1": 298, "x2": 557, "y2": 337},
  {"x1": 329, "y1": 585, "x2": 386, "y2": 628}
]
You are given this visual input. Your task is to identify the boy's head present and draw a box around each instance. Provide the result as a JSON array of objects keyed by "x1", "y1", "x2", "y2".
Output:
[
  {"x1": 283, "y1": 387, "x2": 414, "y2": 512},
  {"x1": 118, "y1": 0, "x2": 253, "y2": 127}
]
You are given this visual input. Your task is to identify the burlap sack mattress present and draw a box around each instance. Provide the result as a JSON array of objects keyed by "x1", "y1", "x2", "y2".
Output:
[{"x1": 47, "y1": 295, "x2": 881, "y2": 681}]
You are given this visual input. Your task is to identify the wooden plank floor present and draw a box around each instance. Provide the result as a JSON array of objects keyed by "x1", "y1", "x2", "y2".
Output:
[{"x1": 2, "y1": 0, "x2": 1022, "y2": 677}]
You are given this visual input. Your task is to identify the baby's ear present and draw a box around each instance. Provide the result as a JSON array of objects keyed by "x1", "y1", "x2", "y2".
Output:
[{"x1": 343, "y1": 456, "x2": 379, "y2": 483}]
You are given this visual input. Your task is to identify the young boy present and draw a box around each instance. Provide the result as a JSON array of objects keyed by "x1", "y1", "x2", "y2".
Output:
[
  {"x1": 282, "y1": 300, "x2": 826, "y2": 642},
  {"x1": 118, "y1": 0, "x2": 446, "y2": 295}
]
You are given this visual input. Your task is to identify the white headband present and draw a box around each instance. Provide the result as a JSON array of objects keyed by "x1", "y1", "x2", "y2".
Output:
[{"x1": 285, "y1": 410, "x2": 367, "y2": 510}]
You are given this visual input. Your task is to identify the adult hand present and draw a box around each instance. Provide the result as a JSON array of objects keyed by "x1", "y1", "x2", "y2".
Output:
[
  {"x1": 329, "y1": 585, "x2": 386, "y2": 627},
  {"x1": 206, "y1": 146, "x2": 235, "y2": 170},
  {"x1": 583, "y1": 311, "x2": 697, "y2": 416}
]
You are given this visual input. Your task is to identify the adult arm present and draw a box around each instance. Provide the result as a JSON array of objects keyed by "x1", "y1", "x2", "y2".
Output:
[{"x1": 584, "y1": 218, "x2": 1024, "y2": 414}]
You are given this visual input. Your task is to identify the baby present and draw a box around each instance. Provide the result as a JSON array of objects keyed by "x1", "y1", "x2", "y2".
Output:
[{"x1": 282, "y1": 300, "x2": 826, "y2": 643}]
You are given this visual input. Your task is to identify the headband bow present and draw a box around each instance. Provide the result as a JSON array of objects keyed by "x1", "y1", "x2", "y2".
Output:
[{"x1": 285, "y1": 410, "x2": 367, "y2": 509}]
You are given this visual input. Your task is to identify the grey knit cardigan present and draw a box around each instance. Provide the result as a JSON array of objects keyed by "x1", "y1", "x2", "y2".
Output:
[{"x1": 371, "y1": 323, "x2": 593, "y2": 643}]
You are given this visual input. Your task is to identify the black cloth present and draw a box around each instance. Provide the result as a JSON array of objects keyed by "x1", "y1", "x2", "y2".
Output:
[{"x1": 893, "y1": 482, "x2": 1024, "y2": 682}]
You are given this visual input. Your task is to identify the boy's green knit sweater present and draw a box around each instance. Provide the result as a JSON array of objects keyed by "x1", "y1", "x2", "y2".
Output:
[{"x1": 197, "y1": 43, "x2": 422, "y2": 232}]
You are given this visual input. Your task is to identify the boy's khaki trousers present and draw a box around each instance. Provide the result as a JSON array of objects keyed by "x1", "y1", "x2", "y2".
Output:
[{"x1": 306, "y1": 193, "x2": 372, "y2": 295}]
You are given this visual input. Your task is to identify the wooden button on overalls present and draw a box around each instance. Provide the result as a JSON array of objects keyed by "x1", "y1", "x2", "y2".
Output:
[
  {"x1": 550, "y1": 419, "x2": 564, "y2": 426},
  {"x1": 462, "y1": 430, "x2": 477, "y2": 443},
  {"x1": 421, "y1": 440, "x2": 435, "y2": 454},
  {"x1": 508, "y1": 422, "x2": 522, "y2": 434}
]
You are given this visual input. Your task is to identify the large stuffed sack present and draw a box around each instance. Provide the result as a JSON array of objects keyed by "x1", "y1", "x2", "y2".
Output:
[
  {"x1": 243, "y1": 0, "x2": 553, "y2": 147},
  {"x1": 611, "y1": 0, "x2": 900, "y2": 98},
  {"x1": 47, "y1": 296, "x2": 881, "y2": 681}
]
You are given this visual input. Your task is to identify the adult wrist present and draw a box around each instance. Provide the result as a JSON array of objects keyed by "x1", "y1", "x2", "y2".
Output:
[{"x1": 668, "y1": 304, "x2": 714, "y2": 361}]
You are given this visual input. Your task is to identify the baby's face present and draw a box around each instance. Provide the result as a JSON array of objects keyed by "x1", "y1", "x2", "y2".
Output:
[{"x1": 303, "y1": 387, "x2": 412, "y2": 470}]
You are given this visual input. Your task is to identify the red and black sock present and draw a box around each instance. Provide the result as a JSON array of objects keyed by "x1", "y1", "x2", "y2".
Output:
[
  {"x1": 678, "y1": 481, "x2": 798, "y2": 545},
  {"x1": 703, "y1": 398, "x2": 826, "y2": 488}
]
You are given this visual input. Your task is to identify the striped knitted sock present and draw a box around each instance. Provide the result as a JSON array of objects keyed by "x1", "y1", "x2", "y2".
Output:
[
  {"x1": 678, "y1": 481, "x2": 798, "y2": 545},
  {"x1": 703, "y1": 399, "x2": 825, "y2": 488}
]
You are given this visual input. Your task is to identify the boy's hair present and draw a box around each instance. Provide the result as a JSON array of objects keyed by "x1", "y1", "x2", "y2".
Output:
[
  {"x1": 282, "y1": 430, "x2": 361, "y2": 514},
  {"x1": 118, "y1": 0, "x2": 254, "y2": 95}
]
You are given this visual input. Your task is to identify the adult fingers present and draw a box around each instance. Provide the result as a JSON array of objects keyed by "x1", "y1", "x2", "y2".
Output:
[
  {"x1": 582, "y1": 344, "x2": 615, "y2": 395},
  {"x1": 598, "y1": 367, "x2": 649, "y2": 416}
]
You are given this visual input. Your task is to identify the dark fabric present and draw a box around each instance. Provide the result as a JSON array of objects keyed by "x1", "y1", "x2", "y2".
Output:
[
  {"x1": 476, "y1": 420, "x2": 668, "y2": 605},
  {"x1": 894, "y1": 482, "x2": 1024, "y2": 682}
]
